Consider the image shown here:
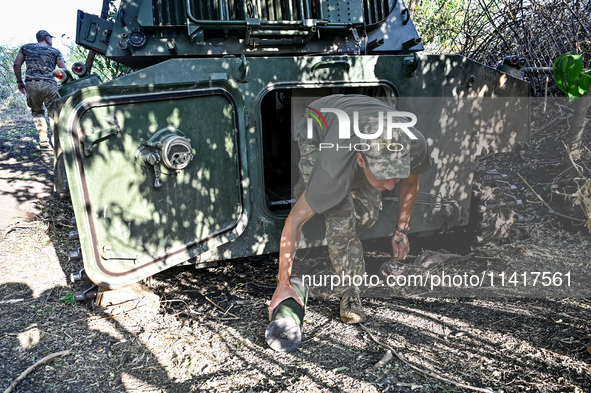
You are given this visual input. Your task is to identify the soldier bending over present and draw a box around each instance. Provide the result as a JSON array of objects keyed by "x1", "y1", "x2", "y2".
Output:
[{"x1": 270, "y1": 94, "x2": 432, "y2": 324}]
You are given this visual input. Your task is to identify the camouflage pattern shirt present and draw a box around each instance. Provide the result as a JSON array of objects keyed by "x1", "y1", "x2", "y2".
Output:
[{"x1": 18, "y1": 43, "x2": 65, "y2": 81}]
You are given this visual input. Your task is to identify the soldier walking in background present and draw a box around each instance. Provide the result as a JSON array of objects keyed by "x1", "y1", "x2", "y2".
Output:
[{"x1": 13, "y1": 30, "x2": 66, "y2": 149}]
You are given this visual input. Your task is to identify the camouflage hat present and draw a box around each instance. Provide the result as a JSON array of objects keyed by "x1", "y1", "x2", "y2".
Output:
[
  {"x1": 36, "y1": 30, "x2": 54, "y2": 41},
  {"x1": 362, "y1": 127, "x2": 411, "y2": 181}
]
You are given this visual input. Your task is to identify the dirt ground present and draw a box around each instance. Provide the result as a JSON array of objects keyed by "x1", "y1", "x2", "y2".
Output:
[{"x1": 1, "y1": 100, "x2": 591, "y2": 393}]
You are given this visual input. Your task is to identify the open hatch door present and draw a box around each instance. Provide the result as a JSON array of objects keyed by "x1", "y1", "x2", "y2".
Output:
[{"x1": 59, "y1": 84, "x2": 245, "y2": 288}]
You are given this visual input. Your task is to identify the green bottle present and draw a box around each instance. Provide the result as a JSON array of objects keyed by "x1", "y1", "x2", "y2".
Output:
[{"x1": 266, "y1": 277, "x2": 309, "y2": 352}]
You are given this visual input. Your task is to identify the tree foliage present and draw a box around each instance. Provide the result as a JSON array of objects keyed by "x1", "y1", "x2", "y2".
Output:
[
  {"x1": 0, "y1": 0, "x2": 128, "y2": 110},
  {"x1": 412, "y1": 0, "x2": 467, "y2": 53},
  {"x1": 0, "y1": 45, "x2": 26, "y2": 108},
  {"x1": 69, "y1": 44, "x2": 132, "y2": 81},
  {"x1": 0, "y1": 46, "x2": 20, "y2": 95}
]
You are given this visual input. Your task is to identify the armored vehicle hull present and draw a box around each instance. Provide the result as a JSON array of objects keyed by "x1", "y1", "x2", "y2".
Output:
[{"x1": 55, "y1": 1, "x2": 530, "y2": 289}]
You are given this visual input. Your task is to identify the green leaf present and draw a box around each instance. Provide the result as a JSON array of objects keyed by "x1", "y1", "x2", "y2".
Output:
[
  {"x1": 553, "y1": 55, "x2": 568, "y2": 90},
  {"x1": 553, "y1": 54, "x2": 586, "y2": 99},
  {"x1": 59, "y1": 292, "x2": 76, "y2": 305},
  {"x1": 579, "y1": 73, "x2": 591, "y2": 93}
]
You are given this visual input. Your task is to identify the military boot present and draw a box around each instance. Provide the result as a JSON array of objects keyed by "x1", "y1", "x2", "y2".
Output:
[
  {"x1": 340, "y1": 289, "x2": 366, "y2": 324},
  {"x1": 38, "y1": 132, "x2": 50, "y2": 148},
  {"x1": 33, "y1": 115, "x2": 50, "y2": 148}
]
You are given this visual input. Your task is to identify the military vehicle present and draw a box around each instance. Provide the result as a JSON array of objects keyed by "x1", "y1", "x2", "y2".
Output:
[{"x1": 53, "y1": 0, "x2": 530, "y2": 296}]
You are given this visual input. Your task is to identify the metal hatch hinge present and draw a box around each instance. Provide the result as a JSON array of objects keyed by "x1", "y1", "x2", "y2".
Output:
[
  {"x1": 232, "y1": 54, "x2": 250, "y2": 82},
  {"x1": 350, "y1": 27, "x2": 361, "y2": 43}
]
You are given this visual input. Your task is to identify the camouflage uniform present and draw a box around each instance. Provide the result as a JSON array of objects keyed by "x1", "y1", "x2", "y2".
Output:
[
  {"x1": 295, "y1": 95, "x2": 431, "y2": 295},
  {"x1": 296, "y1": 134, "x2": 381, "y2": 293},
  {"x1": 17, "y1": 42, "x2": 64, "y2": 143}
]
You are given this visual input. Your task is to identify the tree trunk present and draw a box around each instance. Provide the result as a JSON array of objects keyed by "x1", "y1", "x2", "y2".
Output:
[
  {"x1": 85, "y1": 0, "x2": 111, "y2": 73},
  {"x1": 567, "y1": 91, "x2": 591, "y2": 161}
]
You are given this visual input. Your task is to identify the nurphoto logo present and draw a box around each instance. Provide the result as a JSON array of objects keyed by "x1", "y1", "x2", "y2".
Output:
[
  {"x1": 305, "y1": 107, "x2": 418, "y2": 152},
  {"x1": 304, "y1": 106, "x2": 329, "y2": 131},
  {"x1": 305, "y1": 107, "x2": 418, "y2": 140}
]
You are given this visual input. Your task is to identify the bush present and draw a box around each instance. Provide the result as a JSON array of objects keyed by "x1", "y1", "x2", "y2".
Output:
[
  {"x1": 67, "y1": 44, "x2": 132, "y2": 82},
  {"x1": 0, "y1": 45, "x2": 28, "y2": 111}
]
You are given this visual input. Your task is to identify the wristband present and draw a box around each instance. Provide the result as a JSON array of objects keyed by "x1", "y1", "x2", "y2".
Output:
[
  {"x1": 17, "y1": 80, "x2": 23, "y2": 84},
  {"x1": 395, "y1": 226, "x2": 411, "y2": 235}
]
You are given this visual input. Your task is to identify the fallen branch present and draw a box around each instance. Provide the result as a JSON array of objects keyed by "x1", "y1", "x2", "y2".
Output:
[
  {"x1": 0, "y1": 299, "x2": 24, "y2": 305},
  {"x1": 1, "y1": 225, "x2": 16, "y2": 241},
  {"x1": 580, "y1": 160, "x2": 591, "y2": 177},
  {"x1": 563, "y1": 142, "x2": 585, "y2": 177},
  {"x1": 1, "y1": 222, "x2": 45, "y2": 241},
  {"x1": 532, "y1": 116, "x2": 565, "y2": 136},
  {"x1": 3, "y1": 350, "x2": 71, "y2": 393},
  {"x1": 517, "y1": 173, "x2": 586, "y2": 224},
  {"x1": 204, "y1": 296, "x2": 227, "y2": 313},
  {"x1": 359, "y1": 324, "x2": 493, "y2": 393}
]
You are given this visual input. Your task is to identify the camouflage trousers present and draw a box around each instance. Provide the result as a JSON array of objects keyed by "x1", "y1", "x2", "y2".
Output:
[
  {"x1": 296, "y1": 135, "x2": 381, "y2": 294},
  {"x1": 25, "y1": 80, "x2": 59, "y2": 142}
]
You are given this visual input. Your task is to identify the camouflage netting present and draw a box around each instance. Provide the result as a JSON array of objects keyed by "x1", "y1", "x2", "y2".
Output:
[{"x1": 425, "y1": 0, "x2": 591, "y2": 96}]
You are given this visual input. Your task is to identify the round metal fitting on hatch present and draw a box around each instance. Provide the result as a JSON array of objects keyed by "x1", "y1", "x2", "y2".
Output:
[
  {"x1": 128, "y1": 30, "x2": 147, "y2": 47},
  {"x1": 161, "y1": 135, "x2": 193, "y2": 170}
]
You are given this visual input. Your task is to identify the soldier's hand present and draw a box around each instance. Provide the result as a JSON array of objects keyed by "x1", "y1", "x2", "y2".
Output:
[
  {"x1": 17, "y1": 82, "x2": 26, "y2": 94},
  {"x1": 392, "y1": 233, "x2": 410, "y2": 260},
  {"x1": 269, "y1": 280, "x2": 304, "y2": 320}
]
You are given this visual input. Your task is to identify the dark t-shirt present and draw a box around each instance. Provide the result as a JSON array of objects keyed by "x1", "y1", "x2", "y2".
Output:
[
  {"x1": 297, "y1": 95, "x2": 431, "y2": 214},
  {"x1": 18, "y1": 43, "x2": 64, "y2": 81}
]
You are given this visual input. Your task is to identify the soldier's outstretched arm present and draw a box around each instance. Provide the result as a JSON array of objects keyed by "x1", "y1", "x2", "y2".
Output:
[
  {"x1": 269, "y1": 193, "x2": 316, "y2": 320},
  {"x1": 392, "y1": 174, "x2": 420, "y2": 260}
]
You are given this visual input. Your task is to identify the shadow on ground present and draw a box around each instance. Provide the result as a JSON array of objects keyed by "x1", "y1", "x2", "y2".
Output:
[
  {"x1": 1, "y1": 107, "x2": 591, "y2": 393},
  {"x1": 0, "y1": 111, "x2": 54, "y2": 229}
]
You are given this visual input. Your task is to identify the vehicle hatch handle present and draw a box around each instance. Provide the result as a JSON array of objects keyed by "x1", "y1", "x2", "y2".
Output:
[
  {"x1": 82, "y1": 118, "x2": 121, "y2": 156},
  {"x1": 311, "y1": 60, "x2": 351, "y2": 75}
]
